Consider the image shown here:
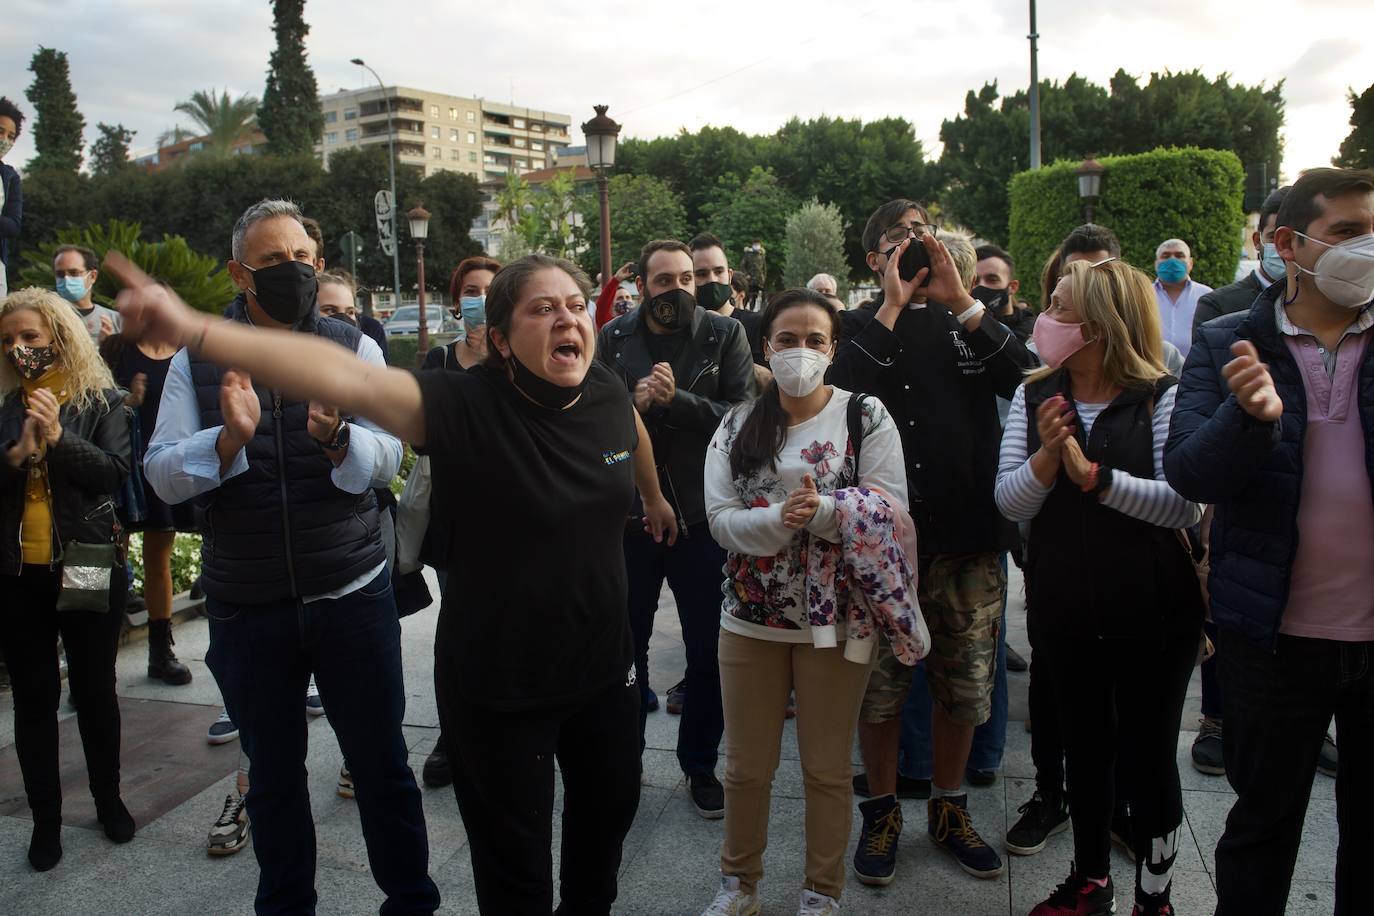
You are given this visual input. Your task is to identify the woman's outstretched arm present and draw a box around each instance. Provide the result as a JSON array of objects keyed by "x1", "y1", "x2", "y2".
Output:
[{"x1": 106, "y1": 252, "x2": 429, "y2": 447}]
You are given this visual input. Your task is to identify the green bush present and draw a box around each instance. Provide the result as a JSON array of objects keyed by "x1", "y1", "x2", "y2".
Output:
[
  {"x1": 386, "y1": 335, "x2": 421, "y2": 369},
  {"x1": 127, "y1": 532, "x2": 203, "y2": 596},
  {"x1": 1007, "y1": 147, "x2": 1245, "y2": 308}
]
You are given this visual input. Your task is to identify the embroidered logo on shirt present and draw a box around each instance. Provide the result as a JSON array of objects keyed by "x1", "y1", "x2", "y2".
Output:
[{"x1": 602, "y1": 448, "x2": 632, "y2": 466}]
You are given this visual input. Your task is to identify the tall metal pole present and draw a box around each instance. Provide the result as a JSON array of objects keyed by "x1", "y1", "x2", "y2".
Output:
[
  {"x1": 355, "y1": 60, "x2": 403, "y2": 313},
  {"x1": 597, "y1": 173, "x2": 612, "y2": 288},
  {"x1": 1028, "y1": 0, "x2": 1042, "y2": 170},
  {"x1": 415, "y1": 240, "x2": 428, "y2": 368}
]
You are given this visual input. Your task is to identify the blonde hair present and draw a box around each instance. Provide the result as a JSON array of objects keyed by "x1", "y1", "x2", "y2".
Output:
[
  {"x1": 1025, "y1": 259, "x2": 1167, "y2": 389},
  {"x1": 318, "y1": 268, "x2": 357, "y2": 300},
  {"x1": 936, "y1": 230, "x2": 977, "y2": 290},
  {"x1": 0, "y1": 288, "x2": 116, "y2": 413}
]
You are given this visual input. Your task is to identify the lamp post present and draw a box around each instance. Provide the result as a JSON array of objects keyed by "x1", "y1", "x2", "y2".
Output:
[
  {"x1": 351, "y1": 57, "x2": 402, "y2": 317},
  {"x1": 581, "y1": 105, "x2": 622, "y2": 286},
  {"x1": 1076, "y1": 158, "x2": 1105, "y2": 224},
  {"x1": 408, "y1": 204, "x2": 431, "y2": 368},
  {"x1": 1028, "y1": 0, "x2": 1041, "y2": 169}
]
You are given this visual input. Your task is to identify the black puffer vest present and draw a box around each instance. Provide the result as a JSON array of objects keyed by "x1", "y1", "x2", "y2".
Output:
[
  {"x1": 189, "y1": 297, "x2": 384, "y2": 604},
  {"x1": 1024, "y1": 370, "x2": 1203, "y2": 640}
]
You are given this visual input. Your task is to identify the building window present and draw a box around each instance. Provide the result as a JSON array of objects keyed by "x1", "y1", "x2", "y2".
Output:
[
  {"x1": 430, "y1": 104, "x2": 440, "y2": 117},
  {"x1": 515, "y1": 158, "x2": 529, "y2": 169},
  {"x1": 433, "y1": 146, "x2": 442, "y2": 159},
  {"x1": 531, "y1": 123, "x2": 544, "y2": 133},
  {"x1": 466, "y1": 131, "x2": 477, "y2": 145},
  {"x1": 345, "y1": 128, "x2": 359, "y2": 141},
  {"x1": 532, "y1": 141, "x2": 544, "y2": 151},
  {"x1": 468, "y1": 151, "x2": 478, "y2": 163},
  {"x1": 466, "y1": 110, "x2": 476, "y2": 123},
  {"x1": 431, "y1": 125, "x2": 440, "y2": 138},
  {"x1": 449, "y1": 107, "x2": 458, "y2": 120},
  {"x1": 325, "y1": 131, "x2": 338, "y2": 144},
  {"x1": 344, "y1": 108, "x2": 357, "y2": 120},
  {"x1": 449, "y1": 129, "x2": 459, "y2": 142},
  {"x1": 514, "y1": 137, "x2": 527, "y2": 148},
  {"x1": 324, "y1": 110, "x2": 338, "y2": 123},
  {"x1": 484, "y1": 154, "x2": 496, "y2": 164},
  {"x1": 513, "y1": 118, "x2": 526, "y2": 129}
]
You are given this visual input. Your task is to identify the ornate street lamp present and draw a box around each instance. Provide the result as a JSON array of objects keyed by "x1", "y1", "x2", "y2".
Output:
[
  {"x1": 581, "y1": 105, "x2": 622, "y2": 285},
  {"x1": 1076, "y1": 158, "x2": 1106, "y2": 224},
  {"x1": 408, "y1": 204, "x2": 432, "y2": 367}
]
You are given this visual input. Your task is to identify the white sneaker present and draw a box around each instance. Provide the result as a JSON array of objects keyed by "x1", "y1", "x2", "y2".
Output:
[
  {"x1": 305, "y1": 676, "x2": 325, "y2": 717},
  {"x1": 702, "y1": 874, "x2": 760, "y2": 916},
  {"x1": 799, "y1": 888, "x2": 841, "y2": 915}
]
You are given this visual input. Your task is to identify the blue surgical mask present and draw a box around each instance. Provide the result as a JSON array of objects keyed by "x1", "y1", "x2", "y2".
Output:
[
  {"x1": 1156, "y1": 258, "x2": 1188, "y2": 284},
  {"x1": 459, "y1": 295, "x2": 486, "y2": 327},
  {"x1": 1261, "y1": 242, "x2": 1286, "y2": 282},
  {"x1": 56, "y1": 275, "x2": 89, "y2": 302}
]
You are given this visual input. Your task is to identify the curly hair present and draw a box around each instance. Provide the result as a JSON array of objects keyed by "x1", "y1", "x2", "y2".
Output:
[
  {"x1": 1, "y1": 288, "x2": 116, "y2": 413},
  {"x1": 0, "y1": 97, "x2": 24, "y2": 138}
]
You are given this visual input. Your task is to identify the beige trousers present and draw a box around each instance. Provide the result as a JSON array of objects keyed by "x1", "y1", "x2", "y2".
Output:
[{"x1": 718, "y1": 628, "x2": 873, "y2": 899}]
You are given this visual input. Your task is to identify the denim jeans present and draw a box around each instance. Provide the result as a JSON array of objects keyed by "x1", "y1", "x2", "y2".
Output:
[
  {"x1": 898, "y1": 553, "x2": 1009, "y2": 779},
  {"x1": 624, "y1": 521, "x2": 726, "y2": 776},
  {"x1": 205, "y1": 568, "x2": 439, "y2": 915},
  {"x1": 1214, "y1": 629, "x2": 1374, "y2": 916}
]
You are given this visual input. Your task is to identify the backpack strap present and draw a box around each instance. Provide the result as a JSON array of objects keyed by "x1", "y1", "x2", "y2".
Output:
[{"x1": 846, "y1": 394, "x2": 868, "y2": 486}]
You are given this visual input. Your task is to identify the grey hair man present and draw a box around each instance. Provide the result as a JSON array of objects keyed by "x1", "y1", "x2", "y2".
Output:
[{"x1": 1153, "y1": 237, "x2": 1212, "y2": 358}]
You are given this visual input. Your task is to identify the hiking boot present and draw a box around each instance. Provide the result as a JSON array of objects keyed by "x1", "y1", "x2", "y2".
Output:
[
  {"x1": 305, "y1": 675, "x2": 325, "y2": 717},
  {"x1": 1190, "y1": 717, "x2": 1224, "y2": 776},
  {"x1": 1029, "y1": 866, "x2": 1116, "y2": 915},
  {"x1": 852, "y1": 772, "x2": 930, "y2": 800},
  {"x1": 423, "y1": 735, "x2": 452, "y2": 788},
  {"x1": 1007, "y1": 645, "x2": 1029, "y2": 672},
  {"x1": 928, "y1": 794, "x2": 1004, "y2": 878},
  {"x1": 701, "y1": 874, "x2": 759, "y2": 916},
  {"x1": 337, "y1": 765, "x2": 354, "y2": 799},
  {"x1": 1318, "y1": 732, "x2": 1337, "y2": 778},
  {"x1": 852, "y1": 795, "x2": 903, "y2": 886},
  {"x1": 798, "y1": 888, "x2": 840, "y2": 915},
  {"x1": 207, "y1": 710, "x2": 238, "y2": 745},
  {"x1": 207, "y1": 794, "x2": 250, "y2": 857},
  {"x1": 1006, "y1": 788, "x2": 1070, "y2": 856},
  {"x1": 667, "y1": 678, "x2": 687, "y2": 715},
  {"x1": 147, "y1": 618, "x2": 193, "y2": 685},
  {"x1": 689, "y1": 772, "x2": 725, "y2": 819}
]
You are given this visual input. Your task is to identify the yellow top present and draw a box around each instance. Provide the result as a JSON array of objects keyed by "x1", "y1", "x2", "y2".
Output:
[{"x1": 18, "y1": 369, "x2": 71, "y2": 567}]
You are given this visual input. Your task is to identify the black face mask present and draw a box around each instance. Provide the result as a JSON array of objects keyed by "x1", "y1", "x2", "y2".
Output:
[
  {"x1": 647, "y1": 288, "x2": 697, "y2": 331},
  {"x1": 696, "y1": 281, "x2": 734, "y2": 311},
  {"x1": 971, "y1": 285, "x2": 1011, "y2": 313},
  {"x1": 243, "y1": 260, "x2": 319, "y2": 326},
  {"x1": 881, "y1": 238, "x2": 932, "y2": 285},
  {"x1": 508, "y1": 352, "x2": 586, "y2": 410}
]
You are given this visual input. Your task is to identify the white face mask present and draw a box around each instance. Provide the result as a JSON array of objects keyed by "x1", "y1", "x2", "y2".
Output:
[
  {"x1": 0, "y1": 138, "x2": 13, "y2": 159},
  {"x1": 769, "y1": 347, "x2": 831, "y2": 397},
  {"x1": 1293, "y1": 231, "x2": 1374, "y2": 309}
]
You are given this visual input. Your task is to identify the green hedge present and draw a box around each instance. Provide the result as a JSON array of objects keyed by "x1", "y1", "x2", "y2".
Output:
[{"x1": 1008, "y1": 147, "x2": 1245, "y2": 308}]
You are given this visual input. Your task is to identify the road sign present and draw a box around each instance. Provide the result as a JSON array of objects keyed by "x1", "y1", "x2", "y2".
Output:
[
  {"x1": 375, "y1": 190, "x2": 396, "y2": 257},
  {"x1": 340, "y1": 230, "x2": 364, "y2": 260}
]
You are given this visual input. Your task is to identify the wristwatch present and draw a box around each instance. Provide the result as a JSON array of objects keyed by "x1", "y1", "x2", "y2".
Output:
[
  {"x1": 1092, "y1": 465, "x2": 1114, "y2": 497},
  {"x1": 323, "y1": 419, "x2": 350, "y2": 452}
]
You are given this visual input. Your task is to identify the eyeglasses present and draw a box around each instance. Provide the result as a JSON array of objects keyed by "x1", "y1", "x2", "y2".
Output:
[{"x1": 880, "y1": 223, "x2": 938, "y2": 246}]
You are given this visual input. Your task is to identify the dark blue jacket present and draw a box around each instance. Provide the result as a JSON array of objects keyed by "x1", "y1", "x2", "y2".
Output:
[
  {"x1": 0, "y1": 162, "x2": 21, "y2": 273},
  {"x1": 1164, "y1": 282, "x2": 1374, "y2": 647}
]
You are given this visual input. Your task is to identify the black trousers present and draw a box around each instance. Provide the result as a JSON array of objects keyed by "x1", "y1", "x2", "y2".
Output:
[
  {"x1": 0, "y1": 564, "x2": 126, "y2": 822},
  {"x1": 1043, "y1": 625, "x2": 1196, "y2": 885},
  {"x1": 1214, "y1": 629, "x2": 1374, "y2": 916},
  {"x1": 439, "y1": 677, "x2": 642, "y2": 915},
  {"x1": 1026, "y1": 605, "x2": 1064, "y2": 793}
]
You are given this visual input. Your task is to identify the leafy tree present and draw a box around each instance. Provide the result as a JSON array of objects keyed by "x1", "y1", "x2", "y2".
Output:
[
  {"x1": 493, "y1": 172, "x2": 535, "y2": 259},
  {"x1": 699, "y1": 166, "x2": 798, "y2": 288},
  {"x1": 576, "y1": 174, "x2": 686, "y2": 278},
  {"x1": 528, "y1": 169, "x2": 582, "y2": 259},
  {"x1": 174, "y1": 90, "x2": 260, "y2": 156},
  {"x1": 156, "y1": 125, "x2": 196, "y2": 149},
  {"x1": 24, "y1": 46, "x2": 85, "y2": 173},
  {"x1": 257, "y1": 0, "x2": 325, "y2": 156},
  {"x1": 783, "y1": 199, "x2": 849, "y2": 294},
  {"x1": 19, "y1": 219, "x2": 238, "y2": 313},
  {"x1": 411, "y1": 169, "x2": 485, "y2": 282},
  {"x1": 13, "y1": 169, "x2": 89, "y2": 256},
  {"x1": 90, "y1": 123, "x2": 135, "y2": 176},
  {"x1": 619, "y1": 125, "x2": 766, "y2": 229},
  {"x1": 1334, "y1": 83, "x2": 1374, "y2": 169}
]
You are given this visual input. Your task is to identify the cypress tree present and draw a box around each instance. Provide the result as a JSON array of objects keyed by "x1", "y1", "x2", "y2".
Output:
[
  {"x1": 257, "y1": 0, "x2": 325, "y2": 156},
  {"x1": 25, "y1": 46, "x2": 85, "y2": 173}
]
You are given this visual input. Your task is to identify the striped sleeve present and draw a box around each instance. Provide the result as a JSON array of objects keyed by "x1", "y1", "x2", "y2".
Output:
[
  {"x1": 994, "y1": 385, "x2": 1054, "y2": 522},
  {"x1": 1098, "y1": 386, "x2": 1203, "y2": 529}
]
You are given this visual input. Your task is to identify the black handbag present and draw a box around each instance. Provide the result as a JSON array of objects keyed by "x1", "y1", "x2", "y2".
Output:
[{"x1": 56, "y1": 541, "x2": 117, "y2": 612}]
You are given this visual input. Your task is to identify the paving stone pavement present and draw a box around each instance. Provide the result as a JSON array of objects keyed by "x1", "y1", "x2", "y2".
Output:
[{"x1": 0, "y1": 566, "x2": 1339, "y2": 915}]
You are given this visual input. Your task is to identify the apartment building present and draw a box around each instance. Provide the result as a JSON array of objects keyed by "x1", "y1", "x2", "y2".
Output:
[{"x1": 316, "y1": 86, "x2": 573, "y2": 181}]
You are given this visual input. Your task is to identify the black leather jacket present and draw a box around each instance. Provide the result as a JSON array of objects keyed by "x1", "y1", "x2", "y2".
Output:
[
  {"x1": 0, "y1": 388, "x2": 131, "y2": 575},
  {"x1": 597, "y1": 305, "x2": 756, "y2": 527}
]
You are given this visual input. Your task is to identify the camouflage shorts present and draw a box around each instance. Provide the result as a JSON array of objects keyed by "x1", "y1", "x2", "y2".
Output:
[{"x1": 860, "y1": 552, "x2": 1005, "y2": 726}]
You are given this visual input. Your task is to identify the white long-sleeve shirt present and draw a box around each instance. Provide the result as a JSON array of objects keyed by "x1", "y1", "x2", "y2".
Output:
[
  {"x1": 705, "y1": 387, "x2": 908, "y2": 642},
  {"x1": 995, "y1": 384, "x2": 1201, "y2": 530}
]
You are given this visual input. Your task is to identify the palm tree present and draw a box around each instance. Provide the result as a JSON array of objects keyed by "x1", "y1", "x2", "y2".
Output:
[
  {"x1": 173, "y1": 89, "x2": 260, "y2": 156},
  {"x1": 155, "y1": 125, "x2": 195, "y2": 149}
]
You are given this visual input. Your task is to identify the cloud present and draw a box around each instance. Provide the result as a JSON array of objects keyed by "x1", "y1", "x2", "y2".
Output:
[{"x1": 1282, "y1": 39, "x2": 1362, "y2": 108}]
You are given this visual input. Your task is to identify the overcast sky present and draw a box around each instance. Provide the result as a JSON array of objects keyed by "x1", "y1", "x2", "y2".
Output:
[{"x1": 2, "y1": 0, "x2": 1369, "y2": 185}]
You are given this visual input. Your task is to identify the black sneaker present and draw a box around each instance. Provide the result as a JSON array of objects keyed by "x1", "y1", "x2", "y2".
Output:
[
  {"x1": 1006, "y1": 645, "x2": 1029, "y2": 672},
  {"x1": 1317, "y1": 732, "x2": 1337, "y2": 778},
  {"x1": 1190, "y1": 717, "x2": 1224, "y2": 776},
  {"x1": 852, "y1": 772, "x2": 931, "y2": 800},
  {"x1": 1110, "y1": 808, "x2": 1135, "y2": 863},
  {"x1": 1006, "y1": 788, "x2": 1071, "y2": 856},
  {"x1": 966, "y1": 768, "x2": 998, "y2": 788},
  {"x1": 928, "y1": 795, "x2": 1005, "y2": 878},
  {"x1": 853, "y1": 795, "x2": 903, "y2": 886},
  {"x1": 423, "y1": 735, "x2": 452, "y2": 788},
  {"x1": 667, "y1": 679, "x2": 687, "y2": 715},
  {"x1": 689, "y1": 772, "x2": 725, "y2": 819},
  {"x1": 1028, "y1": 866, "x2": 1115, "y2": 915}
]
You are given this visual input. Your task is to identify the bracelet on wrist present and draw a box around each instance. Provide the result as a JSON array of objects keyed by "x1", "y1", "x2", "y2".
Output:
[{"x1": 954, "y1": 301, "x2": 986, "y2": 325}]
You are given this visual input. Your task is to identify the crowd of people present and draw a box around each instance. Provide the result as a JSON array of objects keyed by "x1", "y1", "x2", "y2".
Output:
[{"x1": 0, "y1": 84, "x2": 1371, "y2": 915}]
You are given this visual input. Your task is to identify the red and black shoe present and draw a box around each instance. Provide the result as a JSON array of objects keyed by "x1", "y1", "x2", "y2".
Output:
[
  {"x1": 1131, "y1": 902, "x2": 1173, "y2": 915},
  {"x1": 1029, "y1": 865, "x2": 1116, "y2": 915}
]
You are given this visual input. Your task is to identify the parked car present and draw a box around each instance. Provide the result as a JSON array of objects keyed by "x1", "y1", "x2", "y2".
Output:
[{"x1": 384, "y1": 305, "x2": 460, "y2": 337}]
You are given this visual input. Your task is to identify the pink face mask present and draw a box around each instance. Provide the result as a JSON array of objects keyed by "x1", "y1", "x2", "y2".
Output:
[{"x1": 1033, "y1": 312, "x2": 1094, "y2": 368}]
